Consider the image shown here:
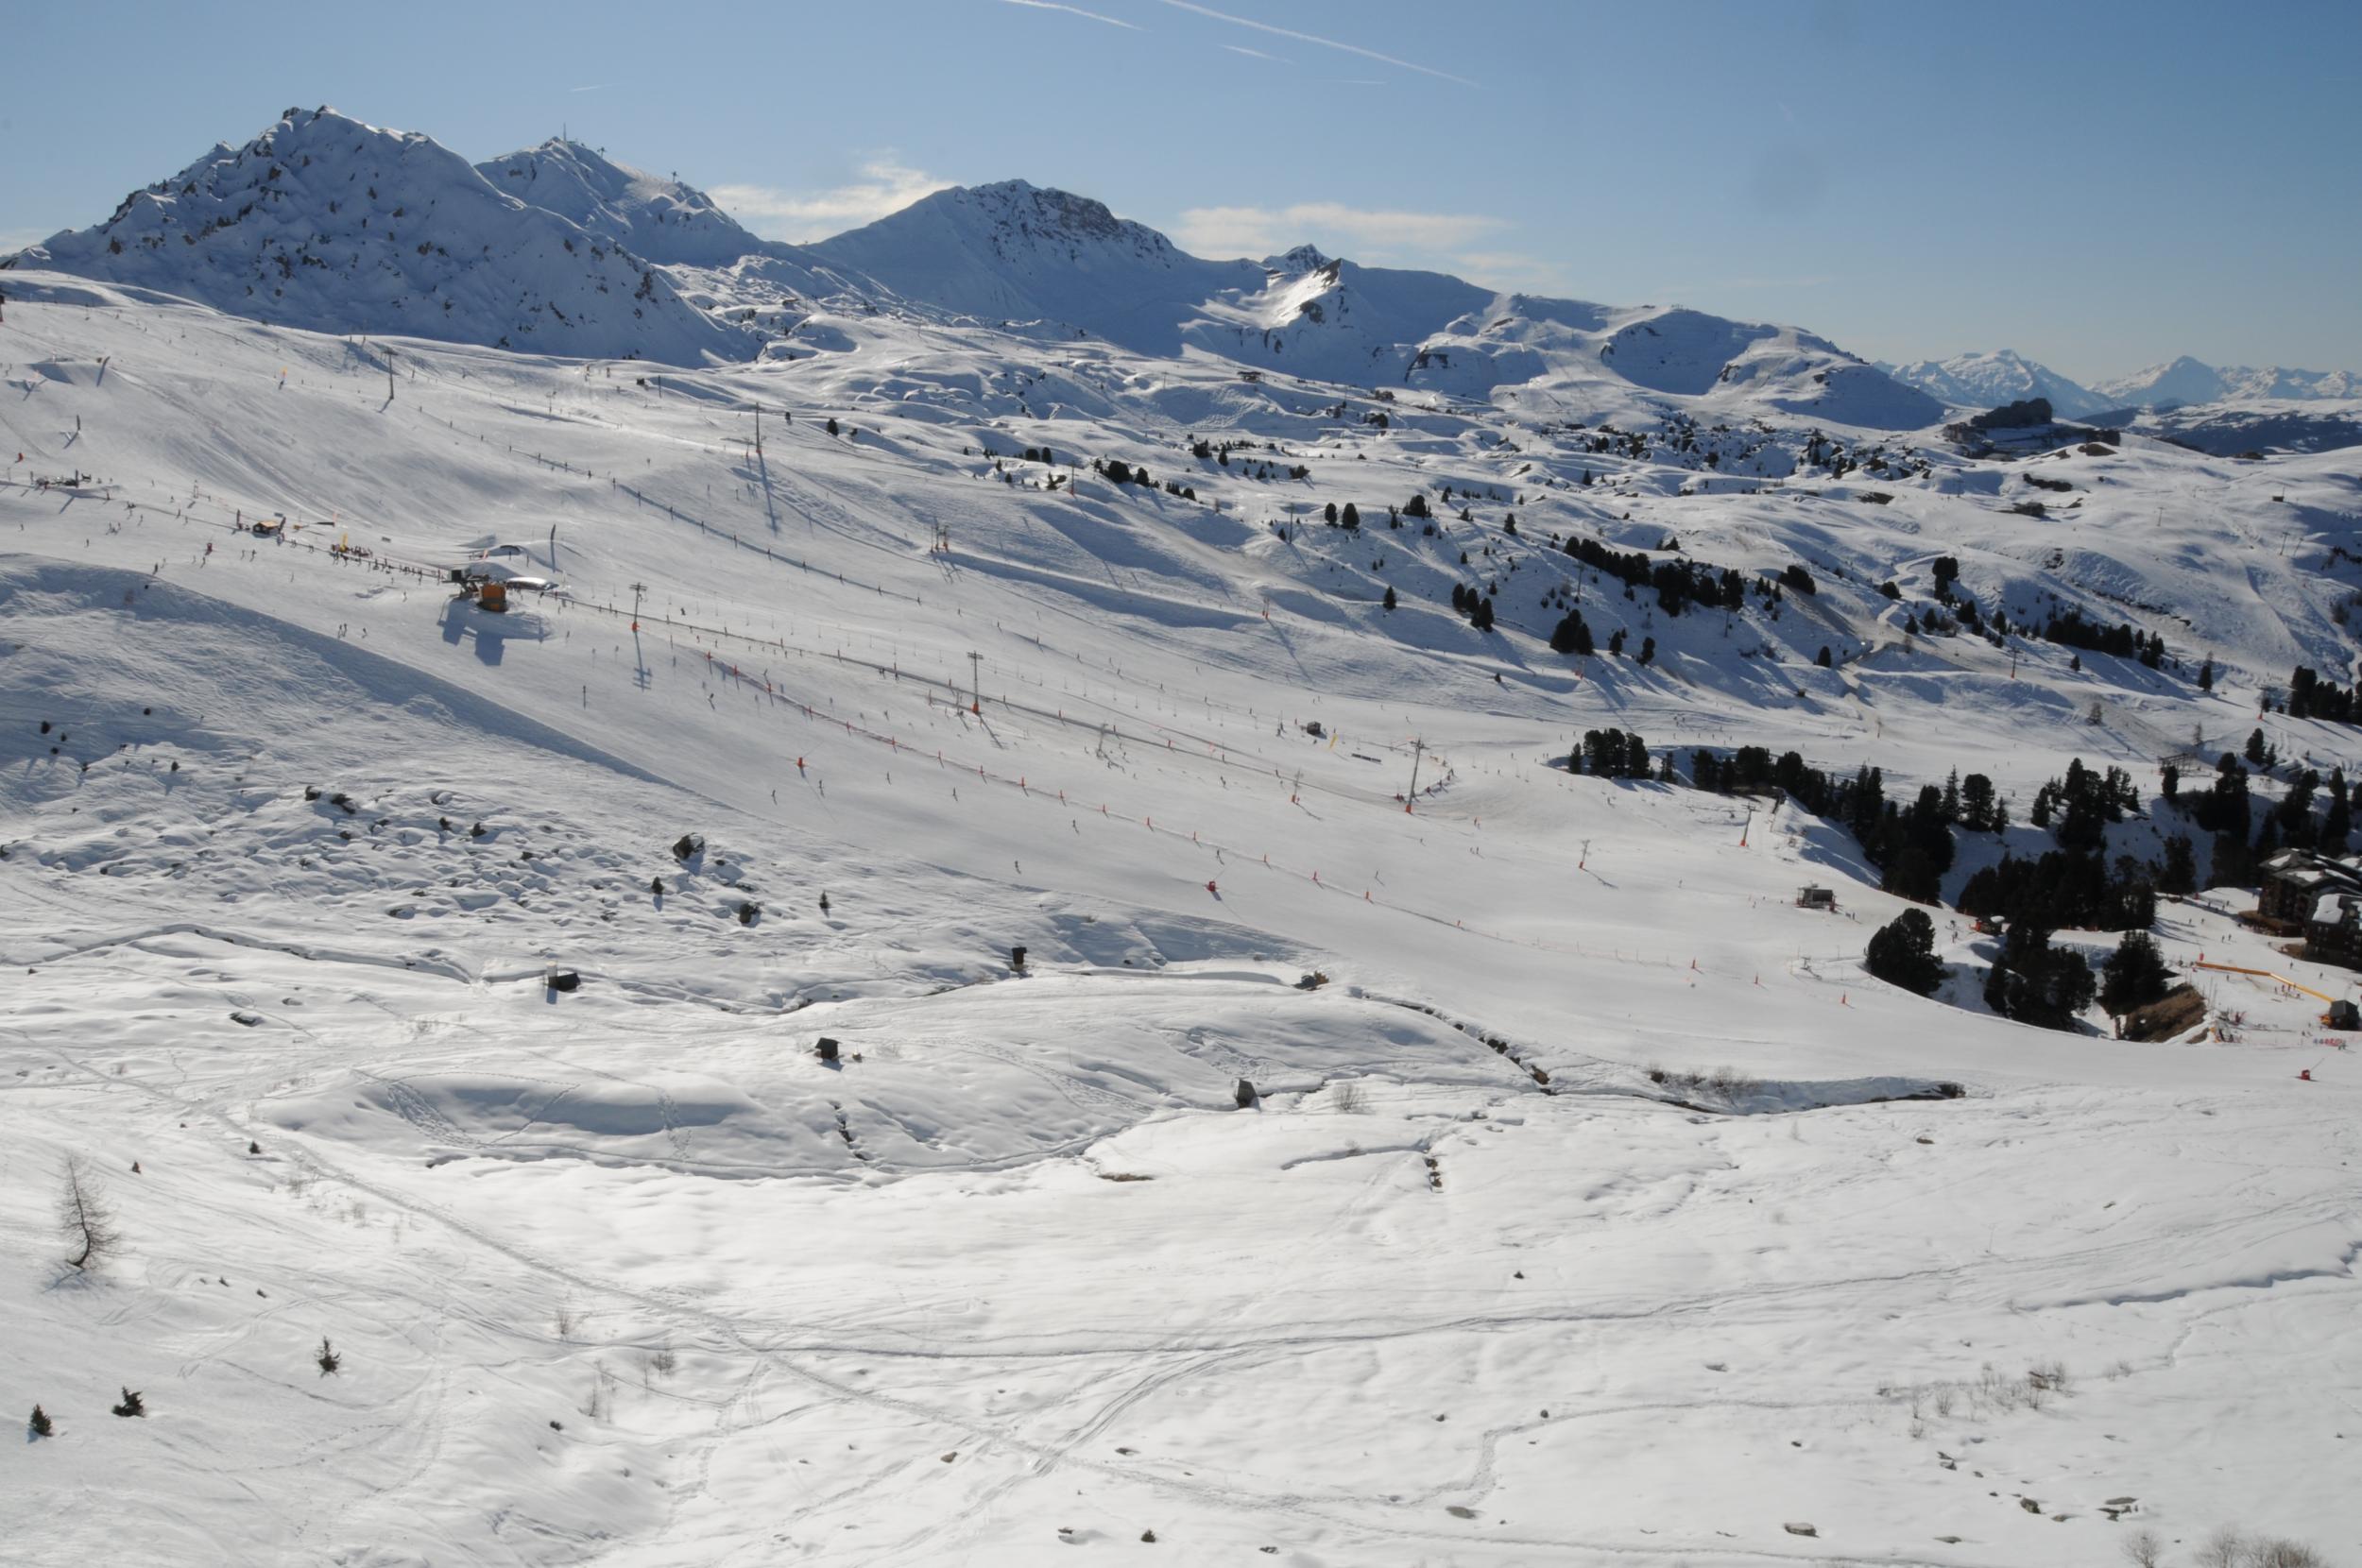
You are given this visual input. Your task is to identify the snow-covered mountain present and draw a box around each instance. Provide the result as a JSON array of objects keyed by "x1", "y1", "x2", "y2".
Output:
[
  {"x1": 472, "y1": 138, "x2": 769, "y2": 268},
  {"x1": 3, "y1": 108, "x2": 1944, "y2": 427},
  {"x1": 2097, "y1": 354, "x2": 2362, "y2": 409},
  {"x1": 809, "y1": 179, "x2": 1263, "y2": 353},
  {"x1": 10, "y1": 108, "x2": 760, "y2": 366},
  {"x1": 1886, "y1": 349, "x2": 2107, "y2": 419},
  {"x1": 13, "y1": 106, "x2": 2347, "y2": 435},
  {"x1": 811, "y1": 179, "x2": 1942, "y2": 428}
]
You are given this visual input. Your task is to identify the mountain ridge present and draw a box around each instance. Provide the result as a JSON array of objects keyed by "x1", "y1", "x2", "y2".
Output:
[
  {"x1": 10, "y1": 107, "x2": 759, "y2": 366},
  {"x1": 11, "y1": 108, "x2": 2349, "y2": 427}
]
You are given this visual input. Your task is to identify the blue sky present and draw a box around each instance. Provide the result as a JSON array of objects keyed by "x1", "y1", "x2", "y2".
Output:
[{"x1": 6, "y1": 0, "x2": 2356, "y2": 383}]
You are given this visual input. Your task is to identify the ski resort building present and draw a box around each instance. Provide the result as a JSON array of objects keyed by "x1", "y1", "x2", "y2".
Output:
[
  {"x1": 2305, "y1": 893, "x2": 2362, "y2": 969},
  {"x1": 2256, "y1": 848, "x2": 2362, "y2": 930}
]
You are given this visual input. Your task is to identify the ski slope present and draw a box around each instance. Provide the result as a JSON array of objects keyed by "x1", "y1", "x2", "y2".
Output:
[{"x1": 2, "y1": 260, "x2": 2359, "y2": 1568}]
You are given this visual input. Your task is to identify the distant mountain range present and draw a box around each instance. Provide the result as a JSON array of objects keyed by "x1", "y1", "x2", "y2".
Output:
[
  {"x1": 1881, "y1": 350, "x2": 2112, "y2": 419},
  {"x1": 2093, "y1": 355, "x2": 2362, "y2": 409},
  {"x1": 7, "y1": 107, "x2": 2350, "y2": 428},
  {"x1": 1885, "y1": 349, "x2": 2361, "y2": 417},
  {"x1": 804, "y1": 179, "x2": 1943, "y2": 427}
]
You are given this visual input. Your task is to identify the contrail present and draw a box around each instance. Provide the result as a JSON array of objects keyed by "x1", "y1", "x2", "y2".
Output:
[{"x1": 1155, "y1": 0, "x2": 1475, "y2": 86}]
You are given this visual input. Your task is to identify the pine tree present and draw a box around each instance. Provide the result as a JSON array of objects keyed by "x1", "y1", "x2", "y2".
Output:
[
  {"x1": 1987, "y1": 924, "x2": 2096, "y2": 1030},
  {"x1": 2158, "y1": 834, "x2": 2198, "y2": 895},
  {"x1": 1960, "y1": 773, "x2": 1998, "y2": 831},
  {"x1": 29, "y1": 1406, "x2": 52, "y2": 1438},
  {"x1": 2099, "y1": 930, "x2": 2173, "y2": 1014},
  {"x1": 2213, "y1": 827, "x2": 2256, "y2": 888},
  {"x1": 2198, "y1": 656, "x2": 2215, "y2": 691},
  {"x1": 1865, "y1": 908, "x2": 1944, "y2": 996},
  {"x1": 1381, "y1": 586, "x2": 1396, "y2": 611},
  {"x1": 1549, "y1": 610, "x2": 1593, "y2": 656},
  {"x1": 1341, "y1": 503, "x2": 1361, "y2": 530},
  {"x1": 1402, "y1": 493, "x2": 1430, "y2": 519}
]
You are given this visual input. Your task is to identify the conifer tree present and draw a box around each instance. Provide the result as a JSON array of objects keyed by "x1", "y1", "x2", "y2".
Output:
[
  {"x1": 1865, "y1": 908, "x2": 1944, "y2": 996},
  {"x1": 2099, "y1": 929, "x2": 2173, "y2": 1014}
]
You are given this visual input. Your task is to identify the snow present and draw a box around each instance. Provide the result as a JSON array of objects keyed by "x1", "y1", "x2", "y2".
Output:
[{"x1": 2, "y1": 144, "x2": 2361, "y2": 1567}]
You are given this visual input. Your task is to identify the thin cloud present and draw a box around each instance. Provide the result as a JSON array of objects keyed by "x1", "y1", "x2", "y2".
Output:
[
  {"x1": 569, "y1": 83, "x2": 614, "y2": 94},
  {"x1": 713, "y1": 160, "x2": 955, "y2": 242},
  {"x1": 1453, "y1": 251, "x2": 1580, "y2": 296},
  {"x1": 1155, "y1": 0, "x2": 1475, "y2": 87},
  {"x1": 1659, "y1": 273, "x2": 1839, "y2": 293},
  {"x1": 1000, "y1": 0, "x2": 1142, "y2": 27},
  {"x1": 1173, "y1": 201, "x2": 1505, "y2": 263},
  {"x1": 1221, "y1": 43, "x2": 1288, "y2": 62}
]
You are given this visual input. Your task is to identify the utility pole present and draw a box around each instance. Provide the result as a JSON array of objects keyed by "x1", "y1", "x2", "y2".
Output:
[
  {"x1": 1405, "y1": 738, "x2": 1424, "y2": 812},
  {"x1": 629, "y1": 581, "x2": 648, "y2": 632},
  {"x1": 739, "y1": 404, "x2": 763, "y2": 459},
  {"x1": 967, "y1": 652, "x2": 984, "y2": 715}
]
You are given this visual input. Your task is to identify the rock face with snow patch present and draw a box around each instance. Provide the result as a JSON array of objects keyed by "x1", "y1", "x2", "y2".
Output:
[
  {"x1": 15, "y1": 108, "x2": 758, "y2": 366},
  {"x1": 1180, "y1": 254, "x2": 1492, "y2": 383}
]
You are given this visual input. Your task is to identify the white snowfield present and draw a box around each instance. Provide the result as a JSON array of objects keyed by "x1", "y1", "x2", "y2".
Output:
[{"x1": 2, "y1": 162, "x2": 2359, "y2": 1568}]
